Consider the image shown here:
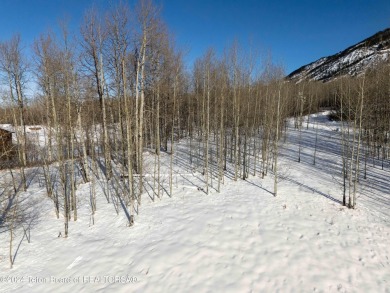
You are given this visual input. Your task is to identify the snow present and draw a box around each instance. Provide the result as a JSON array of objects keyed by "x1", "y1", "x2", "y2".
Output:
[
  {"x1": 290, "y1": 41, "x2": 390, "y2": 82},
  {"x1": 0, "y1": 112, "x2": 389, "y2": 293}
]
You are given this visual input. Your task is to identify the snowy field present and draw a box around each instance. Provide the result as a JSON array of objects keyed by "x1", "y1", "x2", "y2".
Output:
[{"x1": 0, "y1": 112, "x2": 389, "y2": 293}]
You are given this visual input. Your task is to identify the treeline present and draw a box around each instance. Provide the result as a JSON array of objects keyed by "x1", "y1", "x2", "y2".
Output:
[{"x1": 0, "y1": 0, "x2": 389, "y2": 245}]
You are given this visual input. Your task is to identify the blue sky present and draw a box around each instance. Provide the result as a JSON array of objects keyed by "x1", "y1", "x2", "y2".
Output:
[{"x1": 0, "y1": 0, "x2": 389, "y2": 74}]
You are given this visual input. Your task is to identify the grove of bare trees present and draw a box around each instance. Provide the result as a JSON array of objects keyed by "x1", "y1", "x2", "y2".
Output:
[{"x1": 0, "y1": 0, "x2": 389, "y2": 254}]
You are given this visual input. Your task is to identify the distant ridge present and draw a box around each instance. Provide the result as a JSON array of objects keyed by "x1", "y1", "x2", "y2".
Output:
[{"x1": 287, "y1": 28, "x2": 390, "y2": 82}]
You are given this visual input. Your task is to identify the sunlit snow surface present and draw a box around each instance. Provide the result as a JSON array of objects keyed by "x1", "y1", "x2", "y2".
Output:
[{"x1": 0, "y1": 112, "x2": 389, "y2": 293}]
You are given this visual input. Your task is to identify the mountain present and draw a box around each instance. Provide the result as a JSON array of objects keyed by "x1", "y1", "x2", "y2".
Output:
[{"x1": 288, "y1": 28, "x2": 390, "y2": 82}]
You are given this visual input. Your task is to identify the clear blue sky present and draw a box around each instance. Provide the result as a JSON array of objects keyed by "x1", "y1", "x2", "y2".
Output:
[{"x1": 0, "y1": 0, "x2": 389, "y2": 74}]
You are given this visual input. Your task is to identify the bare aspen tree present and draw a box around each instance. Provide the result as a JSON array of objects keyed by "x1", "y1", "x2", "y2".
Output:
[
  {"x1": 201, "y1": 50, "x2": 214, "y2": 194},
  {"x1": 252, "y1": 83, "x2": 261, "y2": 176},
  {"x1": 313, "y1": 122, "x2": 319, "y2": 165},
  {"x1": 218, "y1": 61, "x2": 227, "y2": 192},
  {"x1": 60, "y1": 23, "x2": 78, "y2": 220},
  {"x1": 33, "y1": 34, "x2": 55, "y2": 163},
  {"x1": 339, "y1": 81, "x2": 348, "y2": 206},
  {"x1": 134, "y1": 0, "x2": 160, "y2": 204},
  {"x1": 169, "y1": 52, "x2": 184, "y2": 197},
  {"x1": 34, "y1": 34, "x2": 65, "y2": 218},
  {"x1": 151, "y1": 30, "x2": 171, "y2": 199},
  {"x1": 297, "y1": 89, "x2": 305, "y2": 163},
  {"x1": 273, "y1": 86, "x2": 282, "y2": 196},
  {"x1": 260, "y1": 59, "x2": 278, "y2": 179},
  {"x1": 0, "y1": 35, "x2": 28, "y2": 191},
  {"x1": 351, "y1": 75, "x2": 365, "y2": 208},
  {"x1": 242, "y1": 49, "x2": 256, "y2": 180},
  {"x1": 155, "y1": 63, "x2": 161, "y2": 199},
  {"x1": 77, "y1": 107, "x2": 90, "y2": 183},
  {"x1": 81, "y1": 8, "x2": 112, "y2": 180},
  {"x1": 228, "y1": 42, "x2": 242, "y2": 181},
  {"x1": 106, "y1": 3, "x2": 135, "y2": 221}
]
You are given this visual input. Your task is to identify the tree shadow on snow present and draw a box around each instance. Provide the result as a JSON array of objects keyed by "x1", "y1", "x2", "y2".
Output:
[{"x1": 286, "y1": 177, "x2": 343, "y2": 205}]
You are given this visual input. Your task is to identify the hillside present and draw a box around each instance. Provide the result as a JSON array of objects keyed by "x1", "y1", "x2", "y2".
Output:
[{"x1": 288, "y1": 28, "x2": 390, "y2": 82}]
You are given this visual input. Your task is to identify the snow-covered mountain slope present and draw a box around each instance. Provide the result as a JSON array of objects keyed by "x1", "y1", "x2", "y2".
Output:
[
  {"x1": 288, "y1": 28, "x2": 390, "y2": 82},
  {"x1": 0, "y1": 112, "x2": 389, "y2": 293}
]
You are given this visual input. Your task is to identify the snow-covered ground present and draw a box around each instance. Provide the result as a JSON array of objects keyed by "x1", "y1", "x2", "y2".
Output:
[{"x1": 0, "y1": 112, "x2": 389, "y2": 293}]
